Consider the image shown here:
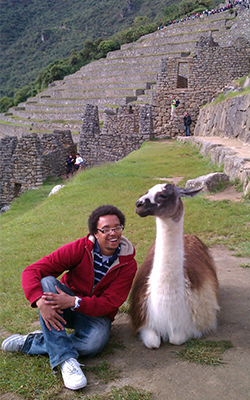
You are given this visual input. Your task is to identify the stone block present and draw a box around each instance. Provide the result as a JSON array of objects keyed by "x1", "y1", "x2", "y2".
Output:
[{"x1": 185, "y1": 172, "x2": 229, "y2": 192}]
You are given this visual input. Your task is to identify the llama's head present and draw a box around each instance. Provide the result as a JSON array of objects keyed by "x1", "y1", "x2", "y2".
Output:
[{"x1": 135, "y1": 184, "x2": 202, "y2": 220}]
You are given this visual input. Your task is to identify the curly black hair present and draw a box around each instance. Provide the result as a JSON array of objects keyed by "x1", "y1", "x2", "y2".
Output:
[{"x1": 88, "y1": 205, "x2": 125, "y2": 235}]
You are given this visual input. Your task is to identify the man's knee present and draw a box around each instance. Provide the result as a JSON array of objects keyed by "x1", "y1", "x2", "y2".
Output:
[{"x1": 40, "y1": 276, "x2": 58, "y2": 292}]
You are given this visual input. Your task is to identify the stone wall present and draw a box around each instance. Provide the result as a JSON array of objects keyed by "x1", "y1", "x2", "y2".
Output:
[
  {"x1": 0, "y1": 130, "x2": 76, "y2": 208},
  {"x1": 152, "y1": 35, "x2": 250, "y2": 137},
  {"x1": 79, "y1": 104, "x2": 154, "y2": 168},
  {"x1": 194, "y1": 93, "x2": 250, "y2": 142}
]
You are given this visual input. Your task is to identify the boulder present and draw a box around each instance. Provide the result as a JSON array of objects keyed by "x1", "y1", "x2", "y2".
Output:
[{"x1": 185, "y1": 172, "x2": 229, "y2": 192}]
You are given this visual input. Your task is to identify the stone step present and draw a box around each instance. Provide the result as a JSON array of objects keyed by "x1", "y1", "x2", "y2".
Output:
[
  {"x1": 120, "y1": 29, "x2": 219, "y2": 51},
  {"x1": 54, "y1": 72, "x2": 159, "y2": 88},
  {"x1": 34, "y1": 82, "x2": 155, "y2": 103},
  {"x1": 107, "y1": 41, "x2": 198, "y2": 59},
  {"x1": 27, "y1": 90, "x2": 145, "y2": 110},
  {"x1": 137, "y1": 12, "x2": 232, "y2": 39},
  {"x1": 65, "y1": 64, "x2": 160, "y2": 79}
]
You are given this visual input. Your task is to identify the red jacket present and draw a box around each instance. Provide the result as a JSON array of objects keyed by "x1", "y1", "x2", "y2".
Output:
[{"x1": 22, "y1": 234, "x2": 137, "y2": 321}]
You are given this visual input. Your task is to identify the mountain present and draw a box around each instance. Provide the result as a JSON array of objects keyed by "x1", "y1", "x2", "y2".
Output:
[{"x1": 0, "y1": 0, "x2": 171, "y2": 98}]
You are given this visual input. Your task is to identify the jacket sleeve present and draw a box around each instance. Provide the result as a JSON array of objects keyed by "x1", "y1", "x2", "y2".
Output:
[
  {"x1": 22, "y1": 239, "x2": 85, "y2": 307},
  {"x1": 77, "y1": 257, "x2": 137, "y2": 319}
]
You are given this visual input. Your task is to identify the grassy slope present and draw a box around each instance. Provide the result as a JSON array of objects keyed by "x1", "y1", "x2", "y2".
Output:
[{"x1": 0, "y1": 139, "x2": 249, "y2": 398}]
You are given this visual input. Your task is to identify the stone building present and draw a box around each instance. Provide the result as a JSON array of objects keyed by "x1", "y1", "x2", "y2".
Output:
[
  {"x1": 152, "y1": 36, "x2": 250, "y2": 136},
  {"x1": 0, "y1": 130, "x2": 76, "y2": 208},
  {"x1": 79, "y1": 104, "x2": 154, "y2": 168}
]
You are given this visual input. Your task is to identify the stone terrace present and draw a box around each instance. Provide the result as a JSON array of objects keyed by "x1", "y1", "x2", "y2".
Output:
[{"x1": 0, "y1": 10, "x2": 242, "y2": 142}]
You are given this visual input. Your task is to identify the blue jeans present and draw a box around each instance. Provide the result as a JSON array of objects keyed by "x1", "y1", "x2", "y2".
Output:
[
  {"x1": 185, "y1": 125, "x2": 190, "y2": 136},
  {"x1": 21, "y1": 276, "x2": 111, "y2": 369}
]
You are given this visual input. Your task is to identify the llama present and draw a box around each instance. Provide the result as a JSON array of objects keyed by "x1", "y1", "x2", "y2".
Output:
[{"x1": 129, "y1": 183, "x2": 219, "y2": 349}]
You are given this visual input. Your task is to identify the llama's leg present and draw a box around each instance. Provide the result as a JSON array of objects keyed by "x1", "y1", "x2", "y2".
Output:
[
  {"x1": 169, "y1": 331, "x2": 189, "y2": 345},
  {"x1": 140, "y1": 327, "x2": 161, "y2": 349}
]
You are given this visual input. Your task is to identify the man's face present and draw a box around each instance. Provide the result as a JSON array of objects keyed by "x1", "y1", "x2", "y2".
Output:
[{"x1": 94, "y1": 214, "x2": 122, "y2": 256}]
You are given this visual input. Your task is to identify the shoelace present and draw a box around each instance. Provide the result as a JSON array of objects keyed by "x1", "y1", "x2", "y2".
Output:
[{"x1": 62, "y1": 359, "x2": 85, "y2": 373}]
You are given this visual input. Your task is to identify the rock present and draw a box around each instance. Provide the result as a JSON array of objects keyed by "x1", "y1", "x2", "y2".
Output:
[
  {"x1": 48, "y1": 185, "x2": 65, "y2": 197},
  {"x1": 0, "y1": 205, "x2": 10, "y2": 214},
  {"x1": 243, "y1": 76, "x2": 250, "y2": 88},
  {"x1": 185, "y1": 172, "x2": 229, "y2": 192}
]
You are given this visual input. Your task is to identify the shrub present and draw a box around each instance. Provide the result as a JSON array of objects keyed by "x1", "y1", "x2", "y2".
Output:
[{"x1": 0, "y1": 96, "x2": 14, "y2": 113}]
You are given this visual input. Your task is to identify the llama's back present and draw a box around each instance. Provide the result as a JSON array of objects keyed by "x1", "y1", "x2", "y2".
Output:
[{"x1": 183, "y1": 234, "x2": 219, "y2": 333}]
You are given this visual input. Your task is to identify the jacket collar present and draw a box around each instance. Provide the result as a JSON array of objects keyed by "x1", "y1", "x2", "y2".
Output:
[{"x1": 88, "y1": 234, "x2": 135, "y2": 257}]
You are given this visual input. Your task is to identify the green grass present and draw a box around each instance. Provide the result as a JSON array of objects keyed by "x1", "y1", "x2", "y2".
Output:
[
  {"x1": 85, "y1": 361, "x2": 120, "y2": 384},
  {"x1": 239, "y1": 263, "x2": 250, "y2": 269},
  {"x1": 83, "y1": 386, "x2": 152, "y2": 400},
  {"x1": 207, "y1": 86, "x2": 250, "y2": 107},
  {"x1": 0, "y1": 139, "x2": 249, "y2": 398},
  {"x1": 176, "y1": 339, "x2": 233, "y2": 366}
]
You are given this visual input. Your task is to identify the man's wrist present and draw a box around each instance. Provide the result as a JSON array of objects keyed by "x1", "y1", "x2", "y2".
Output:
[{"x1": 71, "y1": 296, "x2": 81, "y2": 311}]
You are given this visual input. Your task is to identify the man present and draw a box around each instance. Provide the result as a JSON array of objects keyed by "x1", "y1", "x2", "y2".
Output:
[
  {"x1": 184, "y1": 112, "x2": 192, "y2": 136},
  {"x1": 74, "y1": 153, "x2": 84, "y2": 171},
  {"x1": 170, "y1": 96, "x2": 176, "y2": 121},
  {"x1": 1, "y1": 205, "x2": 137, "y2": 391}
]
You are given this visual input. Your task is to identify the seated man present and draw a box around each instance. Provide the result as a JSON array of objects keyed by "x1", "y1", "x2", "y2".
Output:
[
  {"x1": 74, "y1": 153, "x2": 84, "y2": 170},
  {"x1": 1, "y1": 205, "x2": 137, "y2": 391}
]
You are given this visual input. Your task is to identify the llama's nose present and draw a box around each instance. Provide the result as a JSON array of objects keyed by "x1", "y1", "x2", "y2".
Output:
[{"x1": 136, "y1": 199, "x2": 143, "y2": 207}]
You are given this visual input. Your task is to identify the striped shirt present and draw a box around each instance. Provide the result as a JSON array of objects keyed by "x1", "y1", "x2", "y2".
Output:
[{"x1": 93, "y1": 240, "x2": 121, "y2": 287}]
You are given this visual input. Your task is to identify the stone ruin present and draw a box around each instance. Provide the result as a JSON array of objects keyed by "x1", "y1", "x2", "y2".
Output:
[
  {"x1": 0, "y1": 104, "x2": 153, "y2": 208},
  {"x1": 79, "y1": 103, "x2": 153, "y2": 168},
  {"x1": 0, "y1": 130, "x2": 76, "y2": 208},
  {"x1": 1, "y1": 33, "x2": 250, "y2": 208}
]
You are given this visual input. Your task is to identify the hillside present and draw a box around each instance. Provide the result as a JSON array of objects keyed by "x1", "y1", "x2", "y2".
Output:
[{"x1": 0, "y1": 0, "x2": 172, "y2": 98}]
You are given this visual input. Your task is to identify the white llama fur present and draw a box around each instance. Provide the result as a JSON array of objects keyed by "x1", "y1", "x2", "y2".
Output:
[{"x1": 130, "y1": 183, "x2": 219, "y2": 349}]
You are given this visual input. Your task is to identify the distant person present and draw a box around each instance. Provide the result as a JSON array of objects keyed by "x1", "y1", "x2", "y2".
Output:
[
  {"x1": 1, "y1": 205, "x2": 137, "y2": 391},
  {"x1": 183, "y1": 112, "x2": 192, "y2": 136},
  {"x1": 170, "y1": 96, "x2": 177, "y2": 121},
  {"x1": 74, "y1": 153, "x2": 84, "y2": 171},
  {"x1": 65, "y1": 155, "x2": 74, "y2": 176}
]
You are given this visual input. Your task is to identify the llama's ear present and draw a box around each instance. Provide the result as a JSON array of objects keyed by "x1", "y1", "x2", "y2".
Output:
[{"x1": 177, "y1": 186, "x2": 203, "y2": 198}]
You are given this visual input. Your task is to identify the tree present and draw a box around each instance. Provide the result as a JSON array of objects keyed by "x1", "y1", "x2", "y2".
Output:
[
  {"x1": 97, "y1": 40, "x2": 120, "y2": 58},
  {"x1": 0, "y1": 97, "x2": 14, "y2": 113},
  {"x1": 179, "y1": 0, "x2": 196, "y2": 15}
]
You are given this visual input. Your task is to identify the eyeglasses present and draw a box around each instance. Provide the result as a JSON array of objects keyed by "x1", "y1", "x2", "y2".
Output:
[{"x1": 97, "y1": 225, "x2": 124, "y2": 235}]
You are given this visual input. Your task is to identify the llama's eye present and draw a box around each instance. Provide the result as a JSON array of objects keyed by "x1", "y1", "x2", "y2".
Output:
[{"x1": 158, "y1": 192, "x2": 168, "y2": 199}]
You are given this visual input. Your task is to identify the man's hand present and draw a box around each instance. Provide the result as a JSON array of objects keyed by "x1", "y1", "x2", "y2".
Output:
[
  {"x1": 36, "y1": 296, "x2": 67, "y2": 331},
  {"x1": 36, "y1": 286, "x2": 75, "y2": 331},
  {"x1": 42, "y1": 286, "x2": 76, "y2": 310}
]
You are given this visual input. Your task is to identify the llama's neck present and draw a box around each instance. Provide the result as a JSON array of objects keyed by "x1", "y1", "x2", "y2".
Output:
[{"x1": 152, "y1": 214, "x2": 184, "y2": 284}]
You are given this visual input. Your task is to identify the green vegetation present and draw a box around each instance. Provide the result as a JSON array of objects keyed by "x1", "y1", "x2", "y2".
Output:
[
  {"x1": 204, "y1": 76, "x2": 250, "y2": 107},
  {"x1": 239, "y1": 263, "x2": 250, "y2": 269},
  {"x1": 83, "y1": 386, "x2": 152, "y2": 400},
  {"x1": 176, "y1": 339, "x2": 233, "y2": 365},
  {"x1": 1, "y1": 140, "x2": 249, "y2": 398},
  {"x1": 86, "y1": 361, "x2": 120, "y2": 383},
  {"x1": 209, "y1": 86, "x2": 250, "y2": 107},
  {"x1": 1, "y1": 0, "x2": 223, "y2": 111}
]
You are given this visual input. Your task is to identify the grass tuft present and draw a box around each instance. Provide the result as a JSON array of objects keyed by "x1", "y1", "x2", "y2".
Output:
[
  {"x1": 82, "y1": 385, "x2": 152, "y2": 400},
  {"x1": 85, "y1": 361, "x2": 120, "y2": 383},
  {"x1": 239, "y1": 263, "x2": 250, "y2": 269},
  {"x1": 176, "y1": 339, "x2": 233, "y2": 366}
]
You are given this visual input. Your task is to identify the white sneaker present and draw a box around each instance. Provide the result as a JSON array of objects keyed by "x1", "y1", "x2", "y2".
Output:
[
  {"x1": 1, "y1": 331, "x2": 42, "y2": 352},
  {"x1": 60, "y1": 358, "x2": 87, "y2": 390}
]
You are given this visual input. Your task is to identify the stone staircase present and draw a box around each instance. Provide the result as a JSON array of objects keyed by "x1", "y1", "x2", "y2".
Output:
[{"x1": 0, "y1": 11, "x2": 240, "y2": 141}]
